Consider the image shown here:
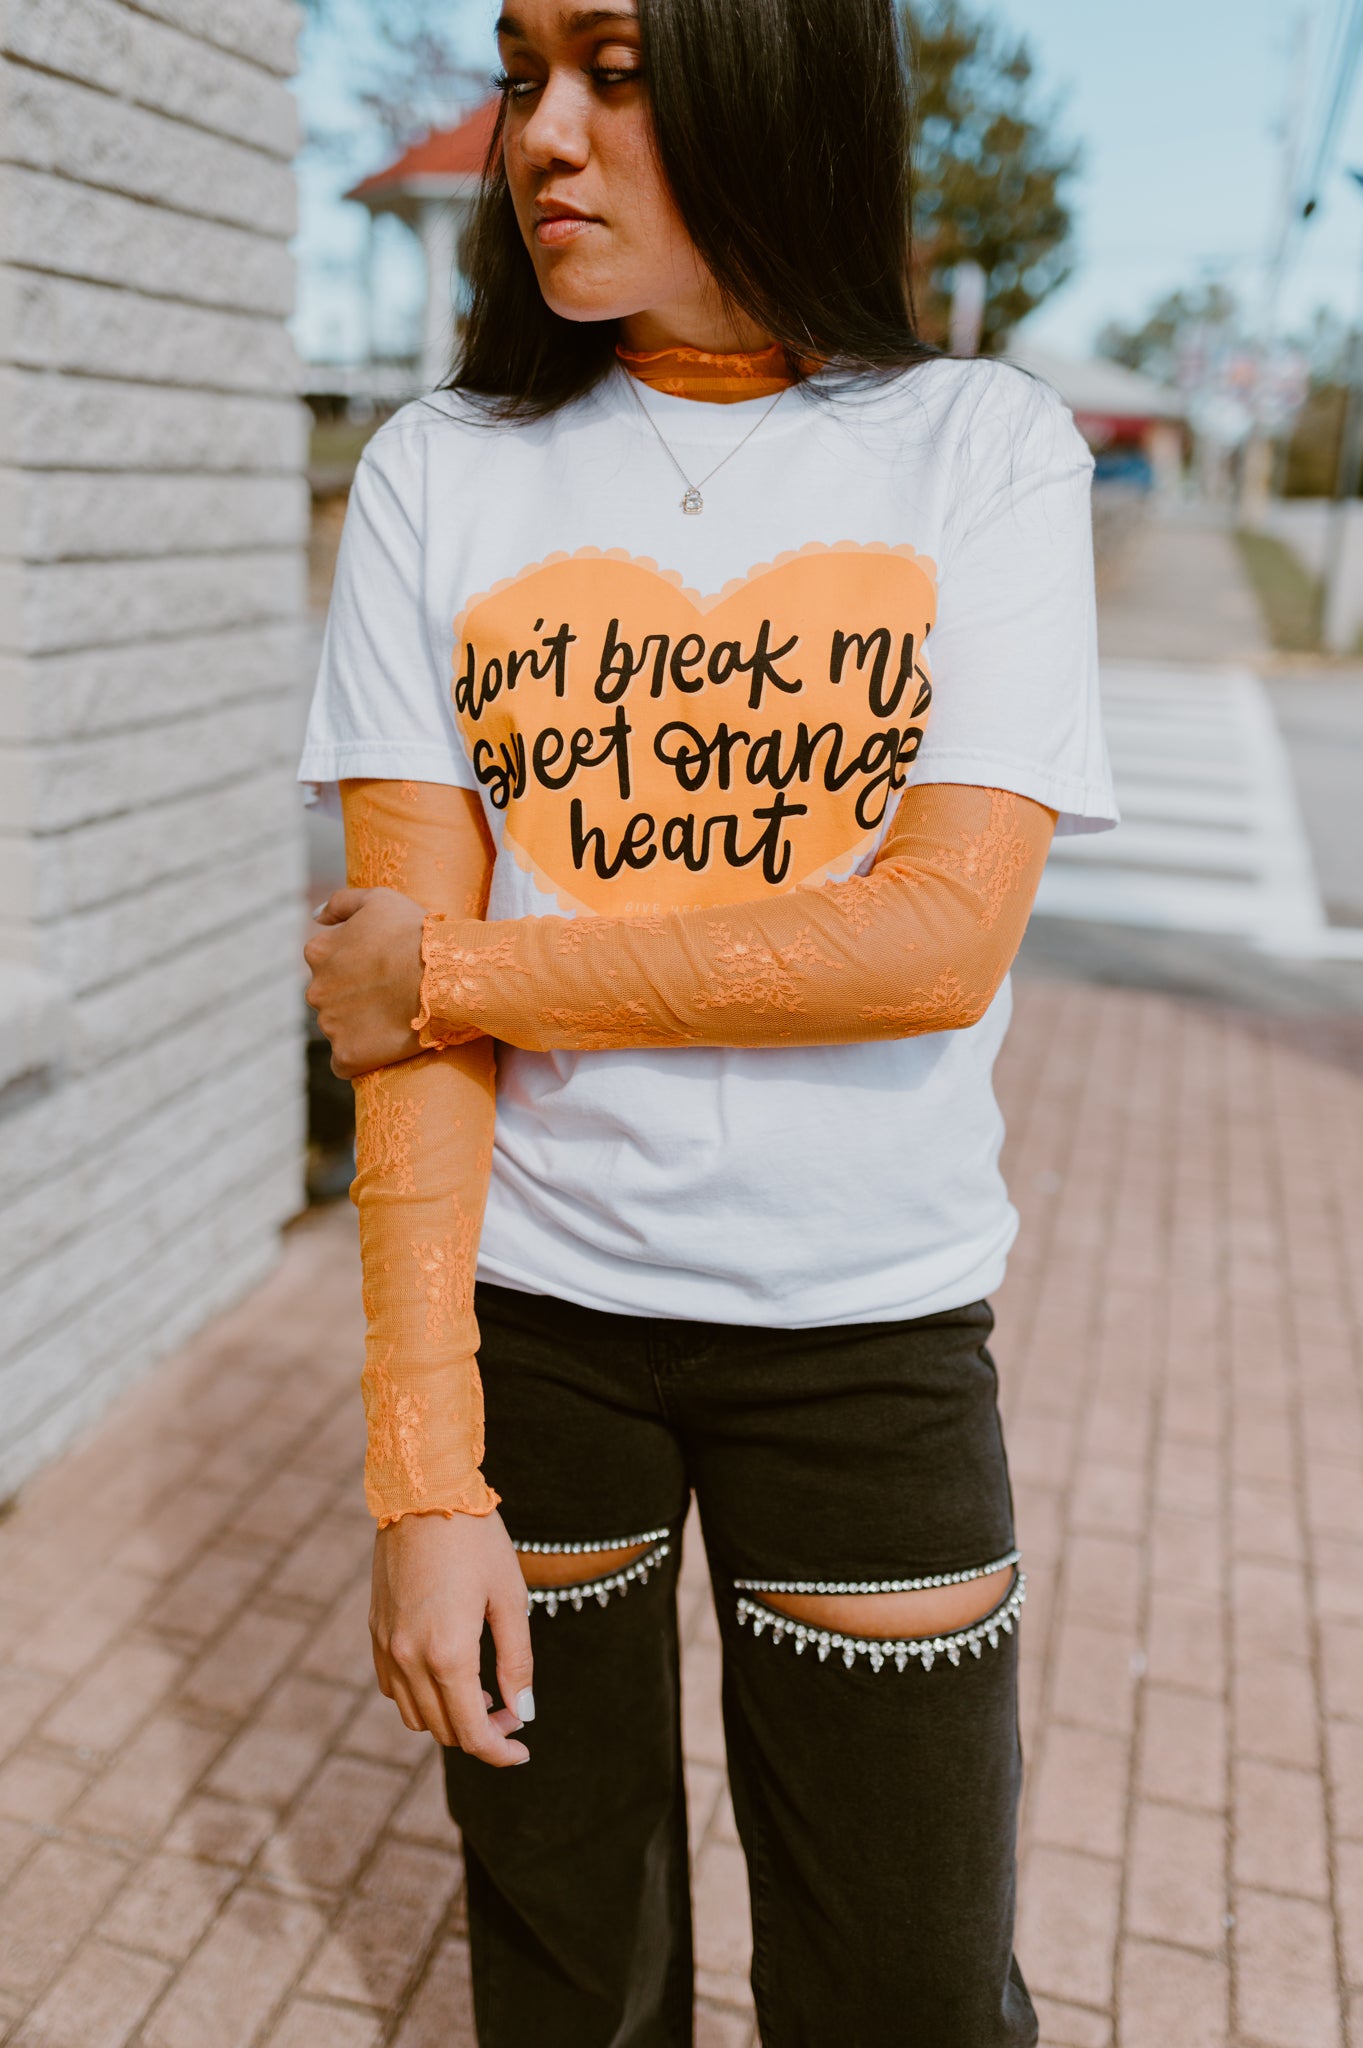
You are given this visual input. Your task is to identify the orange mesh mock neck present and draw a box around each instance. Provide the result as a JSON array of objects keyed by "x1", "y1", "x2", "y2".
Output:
[{"x1": 616, "y1": 341, "x2": 795, "y2": 403}]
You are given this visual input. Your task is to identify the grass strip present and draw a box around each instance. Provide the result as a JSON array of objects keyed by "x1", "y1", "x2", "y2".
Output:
[{"x1": 1234, "y1": 528, "x2": 1321, "y2": 653}]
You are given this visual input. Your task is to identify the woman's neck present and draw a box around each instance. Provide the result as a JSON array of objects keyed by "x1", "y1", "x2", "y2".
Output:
[{"x1": 617, "y1": 303, "x2": 773, "y2": 356}]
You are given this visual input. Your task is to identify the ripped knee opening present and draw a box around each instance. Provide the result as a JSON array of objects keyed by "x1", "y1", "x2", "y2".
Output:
[
  {"x1": 734, "y1": 1551, "x2": 1024, "y2": 1673},
  {"x1": 513, "y1": 1527, "x2": 672, "y2": 1614}
]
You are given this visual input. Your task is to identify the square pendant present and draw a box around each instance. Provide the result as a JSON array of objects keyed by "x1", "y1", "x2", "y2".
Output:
[{"x1": 680, "y1": 487, "x2": 703, "y2": 514}]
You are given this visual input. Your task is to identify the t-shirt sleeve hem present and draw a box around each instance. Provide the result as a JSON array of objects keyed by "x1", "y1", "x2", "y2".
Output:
[
  {"x1": 911, "y1": 751, "x2": 1120, "y2": 836},
  {"x1": 297, "y1": 741, "x2": 481, "y2": 811}
]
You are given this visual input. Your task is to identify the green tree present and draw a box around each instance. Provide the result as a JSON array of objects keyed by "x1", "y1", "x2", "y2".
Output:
[
  {"x1": 1095, "y1": 280, "x2": 1240, "y2": 383},
  {"x1": 905, "y1": 0, "x2": 1079, "y2": 353}
]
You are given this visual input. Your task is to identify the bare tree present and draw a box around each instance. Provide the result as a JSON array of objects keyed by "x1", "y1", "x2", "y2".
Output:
[{"x1": 300, "y1": 0, "x2": 489, "y2": 153}]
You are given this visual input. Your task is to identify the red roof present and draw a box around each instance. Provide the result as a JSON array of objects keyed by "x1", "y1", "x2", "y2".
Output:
[{"x1": 348, "y1": 98, "x2": 499, "y2": 200}]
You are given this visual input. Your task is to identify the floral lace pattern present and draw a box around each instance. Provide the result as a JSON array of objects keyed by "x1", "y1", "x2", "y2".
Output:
[
  {"x1": 554, "y1": 914, "x2": 667, "y2": 954},
  {"x1": 860, "y1": 970, "x2": 983, "y2": 1034},
  {"x1": 536, "y1": 1000, "x2": 699, "y2": 1051},
  {"x1": 414, "y1": 784, "x2": 1054, "y2": 1058},
  {"x1": 416, "y1": 925, "x2": 531, "y2": 1047},
  {"x1": 341, "y1": 779, "x2": 501, "y2": 1525},
  {"x1": 694, "y1": 925, "x2": 844, "y2": 1016},
  {"x1": 832, "y1": 865, "x2": 925, "y2": 936},
  {"x1": 362, "y1": 1341, "x2": 430, "y2": 1512},
  {"x1": 354, "y1": 1069, "x2": 421, "y2": 1195},
  {"x1": 934, "y1": 790, "x2": 1032, "y2": 930},
  {"x1": 412, "y1": 1216, "x2": 478, "y2": 1341},
  {"x1": 347, "y1": 797, "x2": 411, "y2": 891},
  {"x1": 413, "y1": 1015, "x2": 483, "y2": 1051}
]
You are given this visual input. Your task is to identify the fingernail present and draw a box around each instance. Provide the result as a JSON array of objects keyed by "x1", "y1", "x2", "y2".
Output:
[
  {"x1": 515, "y1": 1688, "x2": 536, "y2": 1722},
  {"x1": 312, "y1": 903, "x2": 328, "y2": 918},
  {"x1": 513, "y1": 1751, "x2": 531, "y2": 1765}
]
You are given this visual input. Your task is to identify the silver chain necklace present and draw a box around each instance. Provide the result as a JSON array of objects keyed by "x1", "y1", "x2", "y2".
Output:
[{"x1": 624, "y1": 372, "x2": 789, "y2": 514}]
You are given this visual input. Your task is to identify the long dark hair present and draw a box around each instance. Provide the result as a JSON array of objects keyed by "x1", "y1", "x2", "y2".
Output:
[{"x1": 450, "y1": 0, "x2": 933, "y2": 416}]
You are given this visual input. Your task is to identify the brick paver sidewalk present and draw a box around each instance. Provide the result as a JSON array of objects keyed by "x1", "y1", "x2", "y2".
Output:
[{"x1": 1, "y1": 974, "x2": 1361, "y2": 2048}]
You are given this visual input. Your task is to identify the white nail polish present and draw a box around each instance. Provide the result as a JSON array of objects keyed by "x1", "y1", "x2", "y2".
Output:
[{"x1": 515, "y1": 1688, "x2": 536, "y2": 1722}]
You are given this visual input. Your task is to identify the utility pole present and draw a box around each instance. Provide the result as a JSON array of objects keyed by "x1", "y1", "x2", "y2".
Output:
[
  {"x1": 1242, "y1": 9, "x2": 1312, "y2": 527},
  {"x1": 1322, "y1": 168, "x2": 1363, "y2": 654},
  {"x1": 949, "y1": 261, "x2": 987, "y2": 358}
]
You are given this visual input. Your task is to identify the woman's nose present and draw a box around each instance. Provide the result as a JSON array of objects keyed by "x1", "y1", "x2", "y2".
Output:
[{"x1": 517, "y1": 74, "x2": 591, "y2": 173}]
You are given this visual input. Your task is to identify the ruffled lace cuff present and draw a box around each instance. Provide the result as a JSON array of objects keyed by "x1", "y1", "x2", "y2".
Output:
[
  {"x1": 374, "y1": 1479, "x2": 501, "y2": 1529},
  {"x1": 414, "y1": 912, "x2": 540, "y2": 1049},
  {"x1": 362, "y1": 1331, "x2": 501, "y2": 1526},
  {"x1": 413, "y1": 914, "x2": 486, "y2": 1050}
]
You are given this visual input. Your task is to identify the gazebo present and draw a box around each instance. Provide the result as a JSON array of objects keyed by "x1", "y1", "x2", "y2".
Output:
[{"x1": 347, "y1": 97, "x2": 498, "y2": 388}]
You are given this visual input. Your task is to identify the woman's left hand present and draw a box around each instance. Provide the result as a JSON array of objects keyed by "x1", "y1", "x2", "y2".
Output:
[{"x1": 304, "y1": 887, "x2": 427, "y2": 1077}]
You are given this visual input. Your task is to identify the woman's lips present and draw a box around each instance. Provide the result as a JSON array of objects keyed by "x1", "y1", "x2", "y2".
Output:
[{"x1": 534, "y1": 212, "x2": 599, "y2": 246}]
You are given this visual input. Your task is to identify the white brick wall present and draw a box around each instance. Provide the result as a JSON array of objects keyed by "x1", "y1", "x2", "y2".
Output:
[{"x1": 0, "y1": 0, "x2": 308, "y2": 1500}]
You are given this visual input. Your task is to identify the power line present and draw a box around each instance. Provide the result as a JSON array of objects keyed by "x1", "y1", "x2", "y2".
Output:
[
  {"x1": 1261, "y1": 8, "x2": 1314, "y2": 336},
  {"x1": 1297, "y1": 0, "x2": 1363, "y2": 219}
]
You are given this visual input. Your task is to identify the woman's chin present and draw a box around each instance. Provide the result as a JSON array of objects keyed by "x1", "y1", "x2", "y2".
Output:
[{"x1": 533, "y1": 263, "x2": 637, "y2": 328}]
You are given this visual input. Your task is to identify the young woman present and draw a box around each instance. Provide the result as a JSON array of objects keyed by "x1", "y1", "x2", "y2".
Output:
[{"x1": 301, "y1": 1, "x2": 1114, "y2": 2039}]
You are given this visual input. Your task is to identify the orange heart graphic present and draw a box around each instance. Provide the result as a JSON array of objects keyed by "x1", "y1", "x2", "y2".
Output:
[{"x1": 451, "y1": 542, "x2": 936, "y2": 914}]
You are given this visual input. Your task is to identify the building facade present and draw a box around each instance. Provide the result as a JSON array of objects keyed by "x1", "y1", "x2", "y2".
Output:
[
  {"x1": 346, "y1": 98, "x2": 497, "y2": 390},
  {"x1": 0, "y1": 0, "x2": 310, "y2": 1498}
]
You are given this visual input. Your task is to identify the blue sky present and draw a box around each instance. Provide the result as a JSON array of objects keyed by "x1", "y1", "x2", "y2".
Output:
[
  {"x1": 291, "y1": 0, "x2": 1363, "y2": 365},
  {"x1": 987, "y1": 0, "x2": 1363, "y2": 352}
]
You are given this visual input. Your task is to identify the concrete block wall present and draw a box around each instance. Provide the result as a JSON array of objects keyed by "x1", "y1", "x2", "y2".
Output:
[{"x1": 0, "y1": 0, "x2": 310, "y2": 1498}]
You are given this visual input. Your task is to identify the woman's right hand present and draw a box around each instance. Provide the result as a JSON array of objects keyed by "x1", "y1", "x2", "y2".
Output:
[{"x1": 370, "y1": 1507, "x2": 535, "y2": 1766}]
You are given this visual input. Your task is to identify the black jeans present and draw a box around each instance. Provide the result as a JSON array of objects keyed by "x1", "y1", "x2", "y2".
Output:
[{"x1": 444, "y1": 1283, "x2": 1038, "y2": 2048}]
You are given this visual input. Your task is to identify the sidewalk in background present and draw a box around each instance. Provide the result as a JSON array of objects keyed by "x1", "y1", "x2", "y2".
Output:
[
  {"x1": 1039, "y1": 499, "x2": 1363, "y2": 1001},
  {"x1": 1097, "y1": 504, "x2": 1269, "y2": 668},
  {"x1": 1266, "y1": 674, "x2": 1363, "y2": 933},
  {"x1": 1, "y1": 974, "x2": 1361, "y2": 2048}
]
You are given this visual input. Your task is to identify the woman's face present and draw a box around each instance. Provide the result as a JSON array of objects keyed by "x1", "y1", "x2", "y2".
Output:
[{"x1": 495, "y1": 1, "x2": 761, "y2": 349}]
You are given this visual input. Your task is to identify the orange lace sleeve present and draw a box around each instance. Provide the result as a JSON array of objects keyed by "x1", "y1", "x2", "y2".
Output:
[
  {"x1": 414, "y1": 784, "x2": 1054, "y2": 1053},
  {"x1": 342, "y1": 779, "x2": 500, "y2": 1526}
]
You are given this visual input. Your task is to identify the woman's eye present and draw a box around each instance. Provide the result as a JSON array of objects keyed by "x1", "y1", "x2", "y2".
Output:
[
  {"x1": 592, "y1": 44, "x2": 643, "y2": 84},
  {"x1": 494, "y1": 70, "x2": 541, "y2": 99}
]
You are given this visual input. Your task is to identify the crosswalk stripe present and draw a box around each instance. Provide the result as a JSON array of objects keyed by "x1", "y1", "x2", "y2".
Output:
[{"x1": 1033, "y1": 662, "x2": 1363, "y2": 960}]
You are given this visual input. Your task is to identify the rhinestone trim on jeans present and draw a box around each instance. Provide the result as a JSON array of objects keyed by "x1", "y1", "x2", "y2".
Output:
[
  {"x1": 734, "y1": 1570, "x2": 1027, "y2": 1672},
  {"x1": 733, "y1": 1549, "x2": 1021, "y2": 1597},
  {"x1": 514, "y1": 1527, "x2": 672, "y2": 1556},
  {"x1": 528, "y1": 1538, "x2": 672, "y2": 1617}
]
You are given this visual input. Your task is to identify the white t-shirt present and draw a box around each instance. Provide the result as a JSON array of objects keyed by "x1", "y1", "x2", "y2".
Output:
[{"x1": 300, "y1": 357, "x2": 1117, "y2": 1328}]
